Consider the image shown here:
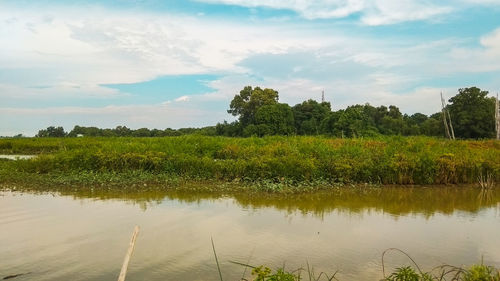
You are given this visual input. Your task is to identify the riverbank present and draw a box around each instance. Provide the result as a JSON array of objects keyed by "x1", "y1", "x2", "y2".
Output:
[{"x1": 0, "y1": 136, "x2": 498, "y2": 189}]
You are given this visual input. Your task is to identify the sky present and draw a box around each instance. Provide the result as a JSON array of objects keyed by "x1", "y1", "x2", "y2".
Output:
[{"x1": 1, "y1": 0, "x2": 500, "y2": 136}]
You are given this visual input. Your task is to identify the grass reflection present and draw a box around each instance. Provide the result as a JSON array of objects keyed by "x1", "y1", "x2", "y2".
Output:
[{"x1": 2, "y1": 184, "x2": 498, "y2": 217}]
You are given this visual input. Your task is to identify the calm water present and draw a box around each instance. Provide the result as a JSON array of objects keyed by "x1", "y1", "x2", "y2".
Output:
[
  {"x1": 0, "y1": 155, "x2": 36, "y2": 160},
  {"x1": 0, "y1": 187, "x2": 499, "y2": 280}
]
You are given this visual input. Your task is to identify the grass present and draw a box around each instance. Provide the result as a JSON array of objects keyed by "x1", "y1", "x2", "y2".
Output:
[
  {"x1": 0, "y1": 135, "x2": 499, "y2": 189},
  {"x1": 217, "y1": 248, "x2": 500, "y2": 281}
]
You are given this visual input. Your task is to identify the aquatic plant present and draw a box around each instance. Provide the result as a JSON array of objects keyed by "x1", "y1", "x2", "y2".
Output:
[
  {"x1": 0, "y1": 136, "x2": 498, "y2": 187},
  {"x1": 251, "y1": 266, "x2": 298, "y2": 281},
  {"x1": 478, "y1": 172, "x2": 495, "y2": 189},
  {"x1": 384, "y1": 266, "x2": 433, "y2": 281},
  {"x1": 463, "y1": 264, "x2": 500, "y2": 281}
]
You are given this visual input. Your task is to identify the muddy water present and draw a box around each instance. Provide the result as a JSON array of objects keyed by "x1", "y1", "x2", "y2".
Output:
[
  {"x1": 0, "y1": 187, "x2": 499, "y2": 280},
  {"x1": 0, "y1": 155, "x2": 35, "y2": 160}
]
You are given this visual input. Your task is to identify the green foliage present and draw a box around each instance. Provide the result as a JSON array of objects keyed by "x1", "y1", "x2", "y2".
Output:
[
  {"x1": 0, "y1": 136, "x2": 498, "y2": 186},
  {"x1": 64, "y1": 125, "x2": 216, "y2": 137},
  {"x1": 292, "y1": 99, "x2": 331, "y2": 135},
  {"x1": 463, "y1": 264, "x2": 500, "y2": 281},
  {"x1": 24, "y1": 86, "x2": 498, "y2": 140},
  {"x1": 385, "y1": 266, "x2": 433, "y2": 281},
  {"x1": 383, "y1": 264, "x2": 500, "y2": 281},
  {"x1": 255, "y1": 103, "x2": 295, "y2": 136},
  {"x1": 447, "y1": 87, "x2": 496, "y2": 139},
  {"x1": 221, "y1": 85, "x2": 498, "y2": 139},
  {"x1": 228, "y1": 86, "x2": 279, "y2": 126},
  {"x1": 36, "y1": 126, "x2": 66, "y2": 137},
  {"x1": 252, "y1": 266, "x2": 298, "y2": 281}
]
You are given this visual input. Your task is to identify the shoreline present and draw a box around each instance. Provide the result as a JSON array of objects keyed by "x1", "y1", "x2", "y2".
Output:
[
  {"x1": 0, "y1": 170, "x2": 488, "y2": 194},
  {"x1": 1, "y1": 136, "x2": 498, "y2": 189}
]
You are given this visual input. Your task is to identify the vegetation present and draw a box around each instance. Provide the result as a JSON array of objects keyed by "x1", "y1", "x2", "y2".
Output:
[
  {"x1": 25, "y1": 86, "x2": 497, "y2": 140},
  {"x1": 217, "y1": 86, "x2": 497, "y2": 139},
  {"x1": 34, "y1": 125, "x2": 217, "y2": 138},
  {"x1": 448, "y1": 87, "x2": 497, "y2": 139},
  {"x1": 0, "y1": 136, "x2": 498, "y2": 187},
  {"x1": 220, "y1": 249, "x2": 500, "y2": 281},
  {"x1": 209, "y1": 263, "x2": 500, "y2": 281},
  {"x1": 382, "y1": 264, "x2": 500, "y2": 281},
  {"x1": 221, "y1": 248, "x2": 500, "y2": 281}
]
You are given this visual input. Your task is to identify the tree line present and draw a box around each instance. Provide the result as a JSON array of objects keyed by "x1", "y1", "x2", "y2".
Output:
[
  {"x1": 35, "y1": 86, "x2": 497, "y2": 139},
  {"x1": 216, "y1": 86, "x2": 497, "y2": 139},
  {"x1": 35, "y1": 125, "x2": 217, "y2": 138}
]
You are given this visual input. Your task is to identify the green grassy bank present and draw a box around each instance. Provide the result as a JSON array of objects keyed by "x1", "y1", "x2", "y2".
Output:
[{"x1": 0, "y1": 136, "x2": 499, "y2": 188}]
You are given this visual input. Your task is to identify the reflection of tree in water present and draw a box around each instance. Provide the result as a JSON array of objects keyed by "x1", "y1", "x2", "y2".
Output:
[
  {"x1": 232, "y1": 187, "x2": 500, "y2": 218},
  {"x1": 6, "y1": 184, "x2": 497, "y2": 217}
]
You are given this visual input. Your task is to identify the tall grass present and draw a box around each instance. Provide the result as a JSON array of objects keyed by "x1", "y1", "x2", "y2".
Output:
[{"x1": 0, "y1": 136, "x2": 498, "y2": 186}]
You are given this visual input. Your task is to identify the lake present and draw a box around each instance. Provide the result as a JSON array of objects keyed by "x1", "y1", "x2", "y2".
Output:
[{"x1": 0, "y1": 187, "x2": 499, "y2": 280}]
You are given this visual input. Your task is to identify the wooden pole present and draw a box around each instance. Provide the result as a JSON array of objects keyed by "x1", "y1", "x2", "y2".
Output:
[
  {"x1": 447, "y1": 110, "x2": 455, "y2": 140},
  {"x1": 441, "y1": 92, "x2": 451, "y2": 139},
  {"x1": 118, "y1": 226, "x2": 140, "y2": 281},
  {"x1": 496, "y1": 93, "x2": 499, "y2": 140}
]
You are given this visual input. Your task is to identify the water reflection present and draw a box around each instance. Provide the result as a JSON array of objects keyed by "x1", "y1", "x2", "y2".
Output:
[
  {"x1": 1, "y1": 187, "x2": 499, "y2": 281},
  {"x1": 0, "y1": 154, "x2": 36, "y2": 160},
  {"x1": 18, "y1": 186, "x2": 500, "y2": 217}
]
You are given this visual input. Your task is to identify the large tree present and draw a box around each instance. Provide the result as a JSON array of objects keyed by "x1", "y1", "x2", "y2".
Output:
[
  {"x1": 228, "y1": 86, "x2": 279, "y2": 126},
  {"x1": 334, "y1": 104, "x2": 379, "y2": 137},
  {"x1": 255, "y1": 103, "x2": 295, "y2": 136},
  {"x1": 36, "y1": 126, "x2": 66, "y2": 137},
  {"x1": 447, "y1": 87, "x2": 496, "y2": 139},
  {"x1": 292, "y1": 99, "x2": 331, "y2": 135}
]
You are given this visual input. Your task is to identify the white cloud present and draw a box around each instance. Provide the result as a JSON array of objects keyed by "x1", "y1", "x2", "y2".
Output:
[
  {"x1": 444, "y1": 27, "x2": 500, "y2": 73},
  {"x1": 360, "y1": 0, "x2": 453, "y2": 26},
  {"x1": 175, "y1": 95, "x2": 190, "y2": 102},
  {"x1": 197, "y1": 0, "x2": 365, "y2": 19},
  {"x1": 1, "y1": 3, "x2": 499, "y2": 135},
  {"x1": 461, "y1": 0, "x2": 500, "y2": 5},
  {"x1": 0, "y1": 104, "x2": 227, "y2": 136},
  {"x1": 260, "y1": 77, "x2": 446, "y2": 115},
  {"x1": 480, "y1": 27, "x2": 500, "y2": 50},
  {"x1": 196, "y1": 0, "x2": 453, "y2": 24},
  {"x1": 0, "y1": 6, "x2": 333, "y2": 91}
]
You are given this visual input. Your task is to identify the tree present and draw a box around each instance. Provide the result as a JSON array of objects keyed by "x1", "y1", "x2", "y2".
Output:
[
  {"x1": 255, "y1": 103, "x2": 295, "y2": 135},
  {"x1": 115, "y1": 126, "x2": 132, "y2": 137},
  {"x1": 36, "y1": 126, "x2": 66, "y2": 137},
  {"x1": 132, "y1": 128, "x2": 152, "y2": 137},
  {"x1": 228, "y1": 86, "x2": 279, "y2": 126},
  {"x1": 215, "y1": 121, "x2": 241, "y2": 137},
  {"x1": 319, "y1": 111, "x2": 342, "y2": 135},
  {"x1": 334, "y1": 105, "x2": 378, "y2": 137},
  {"x1": 447, "y1": 87, "x2": 496, "y2": 139},
  {"x1": 292, "y1": 99, "x2": 331, "y2": 135}
]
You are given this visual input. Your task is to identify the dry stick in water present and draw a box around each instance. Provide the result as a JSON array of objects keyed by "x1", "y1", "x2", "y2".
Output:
[{"x1": 118, "y1": 226, "x2": 140, "y2": 281}]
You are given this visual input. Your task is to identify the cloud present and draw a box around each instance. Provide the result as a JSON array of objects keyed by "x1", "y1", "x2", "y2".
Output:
[
  {"x1": 444, "y1": 27, "x2": 500, "y2": 73},
  {"x1": 461, "y1": 0, "x2": 500, "y2": 5},
  {"x1": 360, "y1": 0, "x2": 453, "y2": 26},
  {"x1": 0, "y1": 5, "x2": 332, "y2": 95},
  {"x1": 175, "y1": 95, "x2": 190, "y2": 102},
  {"x1": 195, "y1": 0, "x2": 453, "y2": 25},
  {"x1": 0, "y1": 103, "x2": 228, "y2": 136},
  {"x1": 1, "y1": 2, "x2": 499, "y2": 135},
  {"x1": 480, "y1": 27, "x2": 500, "y2": 50}
]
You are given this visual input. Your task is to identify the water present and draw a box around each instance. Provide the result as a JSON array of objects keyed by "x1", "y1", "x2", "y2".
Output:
[
  {"x1": 0, "y1": 187, "x2": 499, "y2": 280},
  {"x1": 0, "y1": 155, "x2": 36, "y2": 160}
]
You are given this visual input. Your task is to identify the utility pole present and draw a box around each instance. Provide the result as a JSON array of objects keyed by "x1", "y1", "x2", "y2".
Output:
[{"x1": 321, "y1": 90, "x2": 325, "y2": 103}]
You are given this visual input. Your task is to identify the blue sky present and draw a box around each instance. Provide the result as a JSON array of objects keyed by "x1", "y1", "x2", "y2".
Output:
[{"x1": 1, "y1": 0, "x2": 500, "y2": 135}]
